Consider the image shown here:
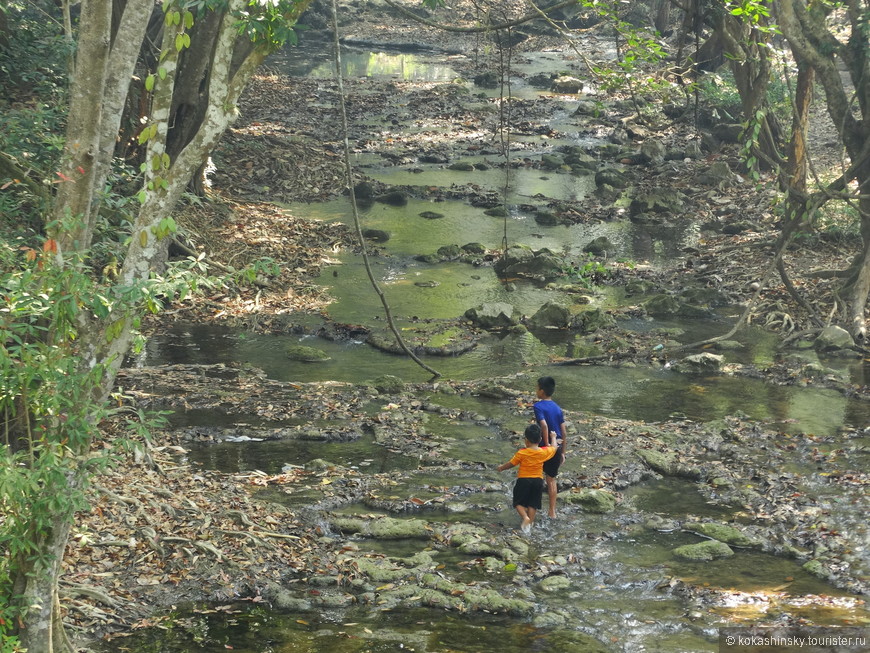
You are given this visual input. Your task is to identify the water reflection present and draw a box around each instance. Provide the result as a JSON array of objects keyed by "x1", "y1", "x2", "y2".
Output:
[
  {"x1": 139, "y1": 324, "x2": 870, "y2": 437},
  {"x1": 266, "y1": 37, "x2": 459, "y2": 81}
]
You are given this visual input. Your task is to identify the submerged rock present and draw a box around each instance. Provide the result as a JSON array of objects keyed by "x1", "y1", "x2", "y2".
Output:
[{"x1": 286, "y1": 345, "x2": 331, "y2": 362}]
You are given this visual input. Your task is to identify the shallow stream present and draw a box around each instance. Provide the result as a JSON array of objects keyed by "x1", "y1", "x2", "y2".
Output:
[{"x1": 117, "y1": 44, "x2": 870, "y2": 652}]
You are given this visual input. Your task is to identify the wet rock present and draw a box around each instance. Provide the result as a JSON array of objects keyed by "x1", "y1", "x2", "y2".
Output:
[
  {"x1": 802, "y1": 559, "x2": 833, "y2": 580},
  {"x1": 644, "y1": 515, "x2": 680, "y2": 532},
  {"x1": 286, "y1": 345, "x2": 331, "y2": 362},
  {"x1": 461, "y1": 242, "x2": 486, "y2": 254},
  {"x1": 572, "y1": 307, "x2": 615, "y2": 334},
  {"x1": 534, "y1": 210, "x2": 561, "y2": 226},
  {"x1": 572, "y1": 100, "x2": 600, "y2": 117},
  {"x1": 644, "y1": 294, "x2": 680, "y2": 316},
  {"x1": 419, "y1": 210, "x2": 445, "y2": 219},
  {"x1": 484, "y1": 206, "x2": 509, "y2": 217},
  {"x1": 374, "y1": 190, "x2": 408, "y2": 206},
  {"x1": 539, "y1": 574, "x2": 571, "y2": 592},
  {"x1": 436, "y1": 244, "x2": 461, "y2": 259},
  {"x1": 368, "y1": 374, "x2": 405, "y2": 394},
  {"x1": 672, "y1": 353, "x2": 724, "y2": 374},
  {"x1": 594, "y1": 167, "x2": 629, "y2": 189},
  {"x1": 672, "y1": 539, "x2": 734, "y2": 561},
  {"x1": 583, "y1": 236, "x2": 614, "y2": 256},
  {"x1": 629, "y1": 189, "x2": 685, "y2": 215},
  {"x1": 362, "y1": 228, "x2": 390, "y2": 242},
  {"x1": 636, "y1": 449, "x2": 702, "y2": 480},
  {"x1": 353, "y1": 181, "x2": 375, "y2": 199},
  {"x1": 473, "y1": 72, "x2": 499, "y2": 88},
  {"x1": 473, "y1": 381, "x2": 515, "y2": 399},
  {"x1": 527, "y1": 301, "x2": 571, "y2": 330},
  {"x1": 493, "y1": 245, "x2": 563, "y2": 280},
  {"x1": 560, "y1": 488, "x2": 617, "y2": 513},
  {"x1": 683, "y1": 521, "x2": 758, "y2": 548},
  {"x1": 815, "y1": 325, "x2": 854, "y2": 351},
  {"x1": 551, "y1": 76, "x2": 583, "y2": 93},
  {"x1": 541, "y1": 154, "x2": 565, "y2": 169},
  {"x1": 448, "y1": 161, "x2": 476, "y2": 171},
  {"x1": 305, "y1": 458, "x2": 340, "y2": 471},
  {"x1": 465, "y1": 302, "x2": 519, "y2": 330}
]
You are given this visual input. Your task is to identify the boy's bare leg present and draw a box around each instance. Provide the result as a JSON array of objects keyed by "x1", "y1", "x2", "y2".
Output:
[
  {"x1": 546, "y1": 475, "x2": 557, "y2": 518},
  {"x1": 516, "y1": 506, "x2": 532, "y2": 532}
]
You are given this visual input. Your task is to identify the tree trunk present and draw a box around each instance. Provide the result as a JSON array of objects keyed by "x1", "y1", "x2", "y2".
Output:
[
  {"x1": 13, "y1": 480, "x2": 78, "y2": 653},
  {"x1": 652, "y1": 0, "x2": 670, "y2": 35},
  {"x1": 52, "y1": 0, "x2": 112, "y2": 256},
  {"x1": 776, "y1": 0, "x2": 870, "y2": 340}
]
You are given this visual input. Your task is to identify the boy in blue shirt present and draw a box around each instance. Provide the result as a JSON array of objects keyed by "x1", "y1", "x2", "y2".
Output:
[{"x1": 534, "y1": 376, "x2": 567, "y2": 518}]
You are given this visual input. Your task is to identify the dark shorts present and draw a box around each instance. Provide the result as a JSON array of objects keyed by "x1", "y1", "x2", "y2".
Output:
[
  {"x1": 543, "y1": 444, "x2": 563, "y2": 478},
  {"x1": 513, "y1": 477, "x2": 544, "y2": 510}
]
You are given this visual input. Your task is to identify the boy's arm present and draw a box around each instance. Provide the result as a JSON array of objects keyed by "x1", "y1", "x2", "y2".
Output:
[
  {"x1": 537, "y1": 418, "x2": 551, "y2": 447},
  {"x1": 496, "y1": 460, "x2": 517, "y2": 472},
  {"x1": 560, "y1": 422, "x2": 568, "y2": 454}
]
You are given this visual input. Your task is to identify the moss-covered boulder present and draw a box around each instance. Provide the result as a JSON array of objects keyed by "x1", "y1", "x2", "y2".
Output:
[
  {"x1": 528, "y1": 301, "x2": 571, "y2": 330},
  {"x1": 560, "y1": 488, "x2": 617, "y2": 513},
  {"x1": 684, "y1": 522, "x2": 757, "y2": 548},
  {"x1": 368, "y1": 374, "x2": 405, "y2": 394},
  {"x1": 673, "y1": 540, "x2": 734, "y2": 561}
]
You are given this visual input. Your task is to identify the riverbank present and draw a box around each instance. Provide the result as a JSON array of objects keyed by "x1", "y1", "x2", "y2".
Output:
[{"x1": 69, "y1": 2, "x2": 870, "y2": 649}]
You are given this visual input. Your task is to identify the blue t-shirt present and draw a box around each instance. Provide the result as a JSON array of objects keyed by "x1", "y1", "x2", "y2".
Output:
[{"x1": 534, "y1": 399, "x2": 564, "y2": 444}]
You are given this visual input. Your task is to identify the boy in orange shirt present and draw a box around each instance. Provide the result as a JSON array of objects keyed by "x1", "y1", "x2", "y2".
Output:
[{"x1": 496, "y1": 424, "x2": 556, "y2": 533}]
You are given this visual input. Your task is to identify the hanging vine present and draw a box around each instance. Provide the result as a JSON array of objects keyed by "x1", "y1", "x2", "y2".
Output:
[{"x1": 329, "y1": 0, "x2": 441, "y2": 379}]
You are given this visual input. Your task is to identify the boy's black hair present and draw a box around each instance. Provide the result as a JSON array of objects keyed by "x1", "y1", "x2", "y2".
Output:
[
  {"x1": 524, "y1": 423, "x2": 542, "y2": 444},
  {"x1": 537, "y1": 376, "x2": 556, "y2": 397}
]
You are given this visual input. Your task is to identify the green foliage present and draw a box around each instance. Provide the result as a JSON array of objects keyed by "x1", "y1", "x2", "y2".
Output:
[
  {"x1": 561, "y1": 256, "x2": 610, "y2": 288},
  {"x1": 0, "y1": 239, "x2": 216, "y2": 637},
  {"x1": 579, "y1": 0, "x2": 668, "y2": 98},
  {"x1": 234, "y1": 256, "x2": 281, "y2": 286}
]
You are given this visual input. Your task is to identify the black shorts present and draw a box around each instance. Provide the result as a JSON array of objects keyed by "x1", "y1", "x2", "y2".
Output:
[
  {"x1": 543, "y1": 444, "x2": 563, "y2": 478},
  {"x1": 513, "y1": 477, "x2": 544, "y2": 510}
]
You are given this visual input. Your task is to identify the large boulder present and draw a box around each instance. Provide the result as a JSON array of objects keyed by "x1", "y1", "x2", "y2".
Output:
[
  {"x1": 527, "y1": 301, "x2": 571, "y2": 330},
  {"x1": 494, "y1": 246, "x2": 563, "y2": 281},
  {"x1": 815, "y1": 325, "x2": 854, "y2": 351},
  {"x1": 465, "y1": 302, "x2": 519, "y2": 330}
]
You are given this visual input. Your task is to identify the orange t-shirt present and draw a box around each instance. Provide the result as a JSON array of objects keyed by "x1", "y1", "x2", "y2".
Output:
[{"x1": 510, "y1": 446, "x2": 556, "y2": 478}]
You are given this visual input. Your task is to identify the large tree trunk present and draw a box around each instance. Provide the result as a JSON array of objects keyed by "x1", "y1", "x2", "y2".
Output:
[{"x1": 776, "y1": 0, "x2": 870, "y2": 340}]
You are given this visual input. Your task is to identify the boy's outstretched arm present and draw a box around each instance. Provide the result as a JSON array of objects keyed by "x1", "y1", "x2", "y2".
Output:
[{"x1": 496, "y1": 460, "x2": 516, "y2": 472}]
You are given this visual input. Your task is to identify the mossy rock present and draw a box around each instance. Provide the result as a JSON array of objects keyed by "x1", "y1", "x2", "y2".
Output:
[
  {"x1": 367, "y1": 516, "x2": 431, "y2": 539},
  {"x1": 684, "y1": 522, "x2": 757, "y2": 548},
  {"x1": 672, "y1": 540, "x2": 734, "y2": 561},
  {"x1": 461, "y1": 242, "x2": 487, "y2": 254},
  {"x1": 560, "y1": 488, "x2": 617, "y2": 513},
  {"x1": 419, "y1": 211, "x2": 445, "y2": 219},
  {"x1": 484, "y1": 206, "x2": 509, "y2": 217},
  {"x1": 375, "y1": 190, "x2": 408, "y2": 206},
  {"x1": 286, "y1": 345, "x2": 331, "y2": 362},
  {"x1": 368, "y1": 374, "x2": 405, "y2": 394},
  {"x1": 448, "y1": 161, "x2": 476, "y2": 171},
  {"x1": 644, "y1": 294, "x2": 681, "y2": 316}
]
